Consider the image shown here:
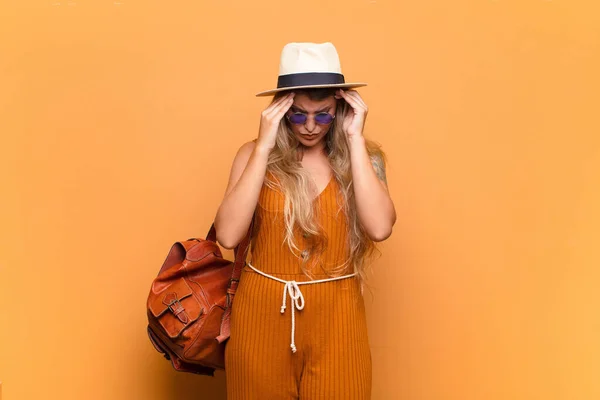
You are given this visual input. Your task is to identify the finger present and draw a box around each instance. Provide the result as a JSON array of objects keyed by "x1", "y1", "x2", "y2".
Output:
[
  {"x1": 342, "y1": 90, "x2": 367, "y2": 110},
  {"x1": 266, "y1": 92, "x2": 295, "y2": 118},
  {"x1": 273, "y1": 97, "x2": 295, "y2": 121},
  {"x1": 346, "y1": 96, "x2": 367, "y2": 114},
  {"x1": 265, "y1": 92, "x2": 293, "y2": 113},
  {"x1": 338, "y1": 90, "x2": 364, "y2": 112},
  {"x1": 345, "y1": 90, "x2": 368, "y2": 109},
  {"x1": 266, "y1": 96, "x2": 294, "y2": 124}
]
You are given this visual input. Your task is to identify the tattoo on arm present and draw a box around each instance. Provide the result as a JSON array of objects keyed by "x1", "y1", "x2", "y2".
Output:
[{"x1": 370, "y1": 154, "x2": 387, "y2": 184}]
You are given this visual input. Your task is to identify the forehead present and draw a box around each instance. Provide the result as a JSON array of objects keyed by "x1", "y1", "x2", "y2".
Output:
[{"x1": 291, "y1": 93, "x2": 336, "y2": 112}]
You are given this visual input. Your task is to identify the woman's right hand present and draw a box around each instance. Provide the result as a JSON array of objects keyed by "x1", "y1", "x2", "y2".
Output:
[{"x1": 255, "y1": 92, "x2": 295, "y2": 151}]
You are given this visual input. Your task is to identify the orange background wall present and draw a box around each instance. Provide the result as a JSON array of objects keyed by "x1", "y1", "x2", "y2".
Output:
[{"x1": 1, "y1": 1, "x2": 599, "y2": 399}]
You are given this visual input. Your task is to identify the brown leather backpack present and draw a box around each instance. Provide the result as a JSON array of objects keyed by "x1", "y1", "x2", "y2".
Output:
[{"x1": 146, "y1": 221, "x2": 253, "y2": 376}]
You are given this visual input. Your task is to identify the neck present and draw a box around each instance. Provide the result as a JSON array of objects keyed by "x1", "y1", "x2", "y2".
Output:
[{"x1": 298, "y1": 142, "x2": 327, "y2": 158}]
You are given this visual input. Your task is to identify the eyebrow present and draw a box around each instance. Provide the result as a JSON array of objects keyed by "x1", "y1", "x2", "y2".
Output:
[{"x1": 291, "y1": 105, "x2": 332, "y2": 113}]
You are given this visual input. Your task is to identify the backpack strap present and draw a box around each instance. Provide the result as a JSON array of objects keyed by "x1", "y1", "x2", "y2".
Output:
[
  {"x1": 213, "y1": 215, "x2": 255, "y2": 343},
  {"x1": 232, "y1": 216, "x2": 254, "y2": 282},
  {"x1": 204, "y1": 215, "x2": 254, "y2": 287}
]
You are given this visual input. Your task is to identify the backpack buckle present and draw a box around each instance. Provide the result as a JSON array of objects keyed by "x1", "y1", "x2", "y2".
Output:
[{"x1": 167, "y1": 298, "x2": 185, "y2": 316}]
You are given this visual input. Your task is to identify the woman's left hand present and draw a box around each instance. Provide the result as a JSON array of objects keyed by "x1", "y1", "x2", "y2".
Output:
[{"x1": 335, "y1": 89, "x2": 368, "y2": 139}]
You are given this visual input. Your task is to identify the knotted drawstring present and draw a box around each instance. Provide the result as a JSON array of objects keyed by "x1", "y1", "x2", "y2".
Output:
[
  {"x1": 246, "y1": 261, "x2": 357, "y2": 353},
  {"x1": 280, "y1": 280, "x2": 305, "y2": 353}
]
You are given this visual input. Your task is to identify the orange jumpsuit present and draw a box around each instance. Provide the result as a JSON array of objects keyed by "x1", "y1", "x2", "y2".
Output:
[{"x1": 225, "y1": 172, "x2": 372, "y2": 399}]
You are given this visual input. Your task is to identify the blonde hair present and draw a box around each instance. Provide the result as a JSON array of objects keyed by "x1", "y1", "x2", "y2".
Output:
[{"x1": 255, "y1": 88, "x2": 386, "y2": 289}]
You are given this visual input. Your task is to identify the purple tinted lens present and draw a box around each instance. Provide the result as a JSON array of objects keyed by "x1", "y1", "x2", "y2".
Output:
[
  {"x1": 315, "y1": 113, "x2": 334, "y2": 124},
  {"x1": 288, "y1": 113, "x2": 307, "y2": 124}
]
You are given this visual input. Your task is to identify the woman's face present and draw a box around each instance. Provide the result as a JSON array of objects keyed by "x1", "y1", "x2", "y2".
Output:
[{"x1": 285, "y1": 92, "x2": 338, "y2": 149}]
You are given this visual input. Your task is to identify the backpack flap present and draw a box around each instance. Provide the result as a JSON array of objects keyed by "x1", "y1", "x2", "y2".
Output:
[{"x1": 148, "y1": 278, "x2": 203, "y2": 338}]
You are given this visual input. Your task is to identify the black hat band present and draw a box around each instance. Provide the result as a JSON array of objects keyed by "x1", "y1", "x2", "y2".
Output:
[{"x1": 277, "y1": 72, "x2": 345, "y2": 89}]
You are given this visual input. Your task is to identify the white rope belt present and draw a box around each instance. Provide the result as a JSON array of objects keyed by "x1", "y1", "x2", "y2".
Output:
[{"x1": 246, "y1": 261, "x2": 358, "y2": 353}]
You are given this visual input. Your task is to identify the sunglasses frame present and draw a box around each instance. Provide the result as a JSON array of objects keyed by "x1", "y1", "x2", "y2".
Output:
[{"x1": 285, "y1": 111, "x2": 336, "y2": 125}]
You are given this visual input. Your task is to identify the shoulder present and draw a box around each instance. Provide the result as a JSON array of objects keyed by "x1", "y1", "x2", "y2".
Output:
[
  {"x1": 222, "y1": 140, "x2": 260, "y2": 199},
  {"x1": 237, "y1": 139, "x2": 257, "y2": 157},
  {"x1": 231, "y1": 140, "x2": 257, "y2": 167},
  {"x1": 365, "y1": 143, "x2": 388, "y2": 187},
  {"x1": 369, "y1": 152, "x2": 386, "y2": 170},
  {"x1": 364, "y1": 139, "x2": 386, "y2": 166},
  {"x1": 366, "y1": 144, "x2": 387, "y2": 173}
]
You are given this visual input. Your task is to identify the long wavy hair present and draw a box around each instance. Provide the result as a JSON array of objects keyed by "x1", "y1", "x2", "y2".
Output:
[{"x1": 255, "y1": 87, "x2": 386, "y2": 288}]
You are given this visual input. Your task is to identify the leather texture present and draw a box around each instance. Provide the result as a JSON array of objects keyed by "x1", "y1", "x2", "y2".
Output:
[{"x1": 146, "y1": 220, "x2": 253, "y2": 376}]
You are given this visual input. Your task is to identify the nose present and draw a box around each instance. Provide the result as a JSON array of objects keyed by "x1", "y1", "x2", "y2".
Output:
[{"x1": 304, "y1": 116, "x2": 316, "y2": 132}]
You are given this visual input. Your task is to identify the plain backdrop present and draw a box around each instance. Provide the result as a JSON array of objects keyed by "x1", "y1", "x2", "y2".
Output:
[{"x1": 1, "y1": 1, "x2": 599, "y2": 399}]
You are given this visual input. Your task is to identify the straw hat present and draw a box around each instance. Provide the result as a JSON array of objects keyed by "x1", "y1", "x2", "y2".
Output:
[{"x1": 255, "y1": 42, "x2": 367, "y2": 97}]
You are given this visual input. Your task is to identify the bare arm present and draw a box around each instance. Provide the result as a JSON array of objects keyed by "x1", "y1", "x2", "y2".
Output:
[
  {"x1": 336, "y1": 89, "x2": 396, "y2": 241},
  {"x1": 214, "y1": 92, "x2": 295, "y2": 249},
  {"x1": 214, "y1": 141, "x2": 269, "y2": 249},
  {"x1": 349, "y1": 136, "x2": 396, "y2": 241}
]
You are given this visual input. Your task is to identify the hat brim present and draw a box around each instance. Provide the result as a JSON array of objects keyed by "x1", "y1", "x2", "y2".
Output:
[{"x1": 255, "y1": 82, "x2": 367, "y2": 97}]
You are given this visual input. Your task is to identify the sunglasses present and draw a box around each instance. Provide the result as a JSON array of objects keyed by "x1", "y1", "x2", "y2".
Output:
[{"x1": 286, "y1": 111, "x2": 336, "y2": 125}]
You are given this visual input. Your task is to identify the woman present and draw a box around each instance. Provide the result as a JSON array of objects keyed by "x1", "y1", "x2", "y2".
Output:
[{"x1": 214, "y1": 42, "x2": 396, "y2": 399}]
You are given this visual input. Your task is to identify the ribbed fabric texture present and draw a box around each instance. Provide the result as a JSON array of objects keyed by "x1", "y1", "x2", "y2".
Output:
[{"x1": 225, "y1": 171, "x2": 372, "y2": 399}]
